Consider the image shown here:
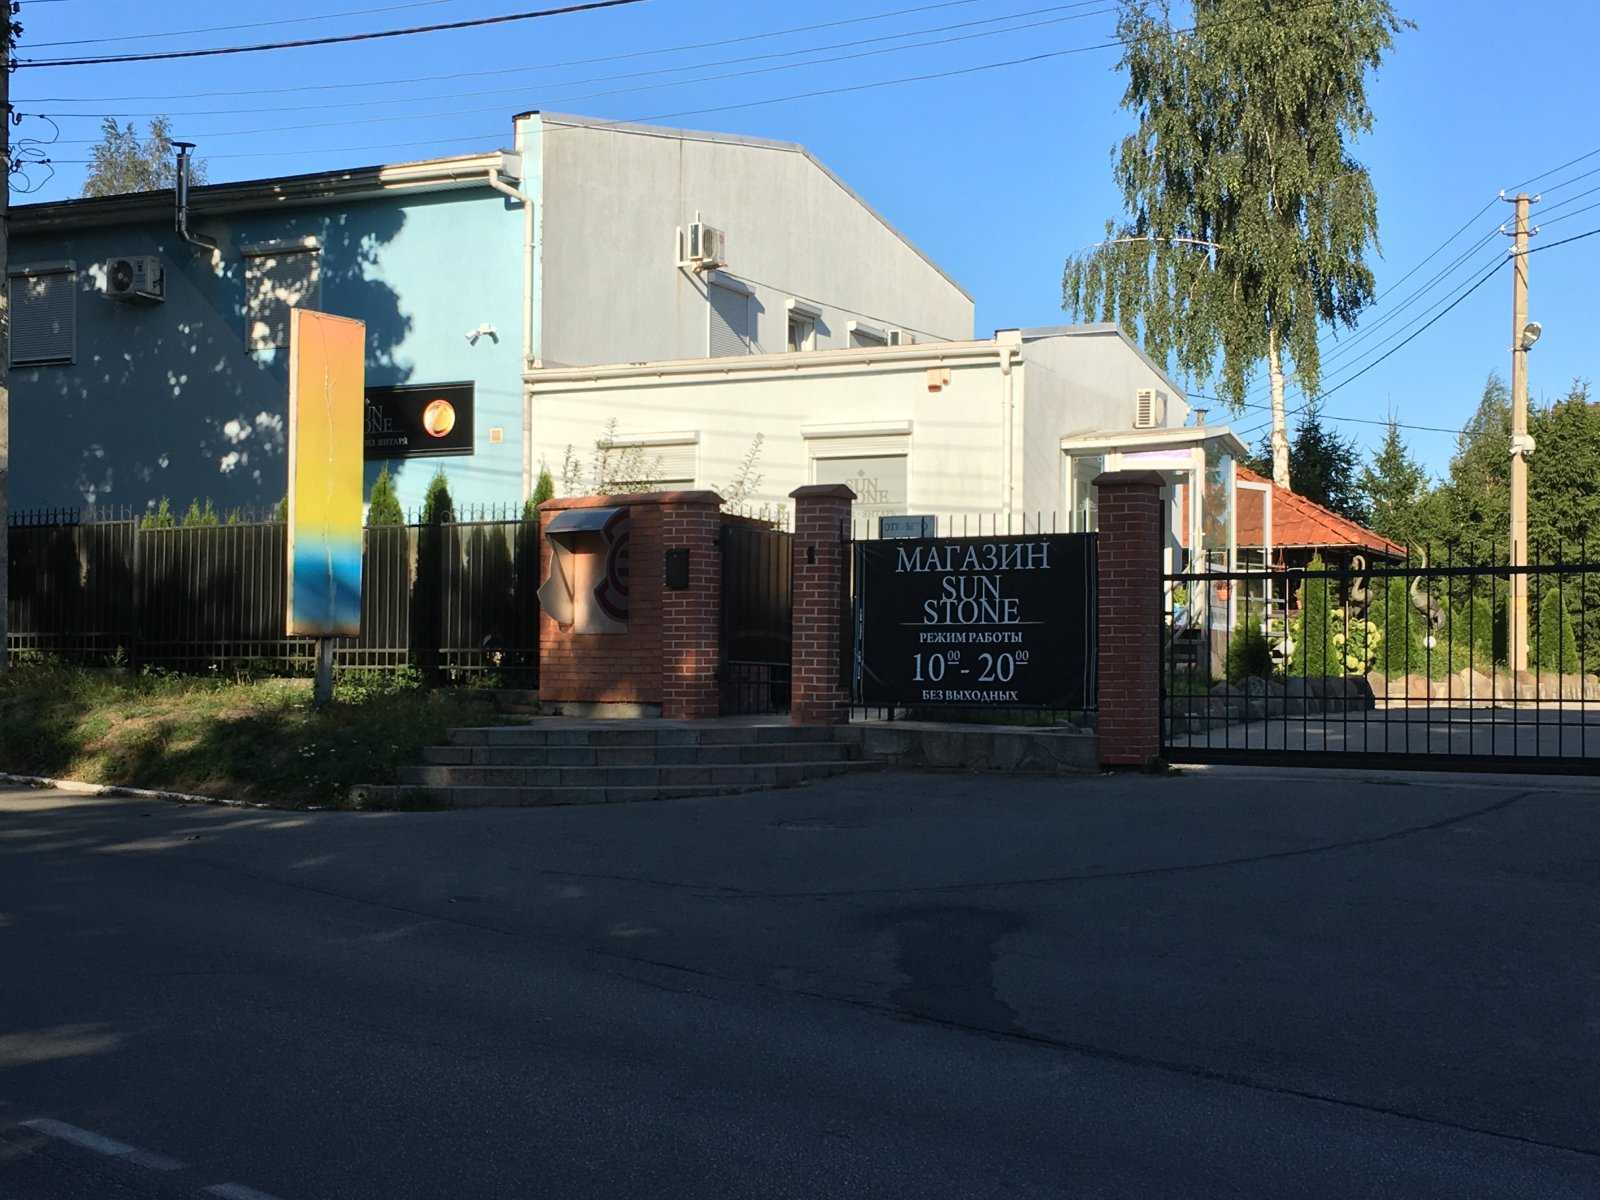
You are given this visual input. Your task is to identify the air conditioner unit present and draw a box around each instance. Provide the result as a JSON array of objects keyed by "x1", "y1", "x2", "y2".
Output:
[
  {"x1": 104, "y1": 255, "x2": 165, "y2": 303},
  {"x1": 1134, "y1": 387, "x2": 1167, "y2": 429},
  {"x1": 888, "y1": 330, "x2": 915, "y2": 346},
  {"x1": 687, "y1": 221, "x2": 727, "y2": 271}
]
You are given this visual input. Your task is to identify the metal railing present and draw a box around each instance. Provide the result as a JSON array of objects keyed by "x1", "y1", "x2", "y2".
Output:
[
  {"x1": 7, "y1": 512, "x2": 541, "y2": 680},
  {"x1": 1164, "y1": 545, "x2": 1600, "y2": 772}
]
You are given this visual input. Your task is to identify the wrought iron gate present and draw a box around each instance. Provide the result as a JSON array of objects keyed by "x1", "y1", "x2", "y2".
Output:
[
  {"x1": 719, "y1": 520, "x2": 792, "y2": 715},
  {"x1": 1163, "y1": 550, "x2": 1600, "y2": 773}
]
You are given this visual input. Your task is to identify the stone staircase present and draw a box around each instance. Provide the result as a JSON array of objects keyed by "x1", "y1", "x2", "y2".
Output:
[{"x1": 352, "y1": 723, "x2": 876, "y2": 809}]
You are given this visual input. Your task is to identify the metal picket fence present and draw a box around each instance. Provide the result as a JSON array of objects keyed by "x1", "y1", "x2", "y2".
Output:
[{"x1": 6, "y1": 510, "x2": 541, "y2": 681}]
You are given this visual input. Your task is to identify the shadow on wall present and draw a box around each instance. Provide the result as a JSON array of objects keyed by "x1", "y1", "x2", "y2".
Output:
[{"x1": 16, "y1": 204, "x2": 413, "y2": 514}]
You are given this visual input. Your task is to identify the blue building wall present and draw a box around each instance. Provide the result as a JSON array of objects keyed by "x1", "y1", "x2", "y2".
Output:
[{"x1": 11, "y1": 186, "x2": 525, "y2": 517}]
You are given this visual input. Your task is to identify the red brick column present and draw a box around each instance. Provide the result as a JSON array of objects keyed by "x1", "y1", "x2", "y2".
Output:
[
  {"x1": 789, "y1": 484, "x2": 855, "y2": 726},
  {"x1": 1094, "y1": 470, "x2": 1166, "y2": 767},
  {"x1": 659, "y1": 492, "x2": 724, "y2": 720}
]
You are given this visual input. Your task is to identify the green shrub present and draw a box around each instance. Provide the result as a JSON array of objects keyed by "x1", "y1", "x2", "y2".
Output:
[
  {"x1": 1535, "y1": 586, "x2": 1580, "y2": 673},
  {"x1": 1291, "y1": 554, "x2": 1336, "y2": 677},
  {"x1": 181, "y1": 498, "x2": 219, "y2": 527},
  {"x1": 1225, "y1": 611, "x2": 1274, "y2": 683},
  {"x1": 367, "y1": 465, "x2": 405, "y2": 526},
  {"x1": 140, "y1": 497, "x2": 176, "y2": 529},
  {"x1": 421, "y1": 468, "x2": 454, "y2": 525}
]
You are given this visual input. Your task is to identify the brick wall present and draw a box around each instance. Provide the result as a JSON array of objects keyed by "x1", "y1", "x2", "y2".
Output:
[
  {"x1": 659, "y1": 499, "x2": 723, "y2": 720},
  {"x1": 537, "y1": 491, "x2": 721, "y2": 710},
  {"x1": 789, "y1": 484, "x2": 855, "y2": 726},
  {"x1": 1094, "y1": 471, "x2": 1165, "y2": 767}
]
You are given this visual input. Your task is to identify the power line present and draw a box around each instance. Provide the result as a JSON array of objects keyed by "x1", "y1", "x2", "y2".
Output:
[
  {"x1": 1525, "y1": 225, "x2": 1600, "y2": 256},
  {"x1": 1235, "y1": 257, "x2": 1509, "y2": 443},
  {"x1": 14, "y1": 0, "x2": 647, "y2": 69},
  {"x1": 1537, "y1": 198, "x2": 1600, "y2": 229},
  {"x1": 1188, "y1": 394, "x2": 1463, "y2": 436},
  {"x1": 31, "y1": 2, "x2": 1115, "y2": 130},
  {"x1": 1531, "y1": 162, "x2": 1600, "y2": 198},
  {"x1": 1232, "y1": 144, "x2": 1600, "y2": 408},
  {"x1": 17, "y1": 0, "x2": 984, "y2": 103},
  {"x1": 21, "y1": 0, "x2": 458, "y2": 50},
  {"x1": 1509, "y1": 145, "x2": 1600, "y2": 193},
  {"x1": 1534, "y1": 182, "x2": 1600, "y2": 216}
]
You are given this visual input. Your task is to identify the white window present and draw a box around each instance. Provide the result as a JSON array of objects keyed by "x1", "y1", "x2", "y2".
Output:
[
  {"x1": 707, "y1": 281, "x2": 750, "y2": 357},
  {"x1": 786, "y1": 298, "x2": 820, "y2": 352},
  {"x1": 806, "y1": 424, "x2": 913, "y2": 524},
  {"x1": 601, "y1": 433, "x2": 699, "y2": 491},
  {"x1": 243, "y1": 239, "x2": 321, "y2": 352},
  {"x1": 787, "y1": 314, "x2": 816, "y2": 353},
  {"x1": 1066, "y1": 452, "x2": 1105, "y2": 532},
  {"x1": 9, "y1": 263, "x2": 76, "y2": 366},
  {"x1": 847, "y1": 320, "x2": 887, "y2": 349}
]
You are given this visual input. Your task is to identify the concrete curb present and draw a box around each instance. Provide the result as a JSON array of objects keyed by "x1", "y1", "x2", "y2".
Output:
[{"x1": 0, "y1": 771, "x2": 261, "y2": 809}]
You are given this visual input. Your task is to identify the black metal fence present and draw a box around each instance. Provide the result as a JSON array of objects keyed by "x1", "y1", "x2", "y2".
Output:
[
  {"x1": 1164, "y1": 545, "x2": 1600, "y2": 772},
  {"x1": 719, "y1": 518, "x2": 792, "y2": 715},
  {"x1": 7, "y1": 512, "x2": 541, "y2": 681},
  {"x1": 844, "y1": 512, "x2": 1096, "y2": 727}
]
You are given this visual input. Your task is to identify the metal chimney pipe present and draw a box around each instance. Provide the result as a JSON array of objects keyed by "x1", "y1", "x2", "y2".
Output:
[{"x1": 173, "y1": 142, "x2": 217, "y2": 252}]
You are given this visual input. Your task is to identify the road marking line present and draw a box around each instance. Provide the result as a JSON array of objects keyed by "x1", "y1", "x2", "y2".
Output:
[
  {"x1": 205, "y1": 1185, "x2": 288, "y2": 1200},
  {"x1": 19, "y1": 1118, "x2": 185, "y2": 1171}
]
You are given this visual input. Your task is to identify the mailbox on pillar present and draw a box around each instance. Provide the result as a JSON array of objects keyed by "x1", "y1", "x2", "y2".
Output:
[{"x1": 537, "y1": 507, "x2": 631, "y2": 634}]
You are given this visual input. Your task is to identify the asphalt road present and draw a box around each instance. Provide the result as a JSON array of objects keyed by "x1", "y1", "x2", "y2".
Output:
[{"x1": 2, "y1": 767, "x2": 1598, "y2": 1198}]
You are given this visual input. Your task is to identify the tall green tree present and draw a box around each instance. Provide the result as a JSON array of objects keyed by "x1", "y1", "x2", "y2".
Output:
[
  {"x1": 1359, "y1": 415, "x2": 1429, "y2": 550},
  {"x1": 1249, "y1": 403, "x2": 1368, "y2": 522},
  {"x1": 82, "y1": 117, "x2": 206, "y2": 198},
  {"x1": 1062, "y1": 0, "x2": 1407, "y2": 489},
  {"x1": 366, "y1": 466, "x2": 404, "y2": 526}
]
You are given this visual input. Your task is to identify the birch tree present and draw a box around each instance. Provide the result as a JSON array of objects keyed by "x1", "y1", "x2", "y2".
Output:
[{"x1": 1062, "y1": 0, "x2": 1406, "y2": 488}]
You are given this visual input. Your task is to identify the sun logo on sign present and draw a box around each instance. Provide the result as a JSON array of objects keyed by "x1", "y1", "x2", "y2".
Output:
[{"x1": 422, "y1": 398, "x2": 456, "y2": 438}]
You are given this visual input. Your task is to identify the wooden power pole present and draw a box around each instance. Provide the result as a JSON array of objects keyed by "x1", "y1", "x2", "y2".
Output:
[{"x1": 1507, "y1": 192, "x2": 1535, "y2": 674}]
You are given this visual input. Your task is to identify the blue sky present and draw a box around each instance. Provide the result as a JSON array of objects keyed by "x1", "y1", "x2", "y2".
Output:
[{"x1": 16, "y1": 0, "x2": 1600, "y2": 478}]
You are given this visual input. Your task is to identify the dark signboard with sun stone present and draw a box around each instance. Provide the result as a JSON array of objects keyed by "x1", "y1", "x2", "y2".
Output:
[
  {"x1": 363, "y1": 382, "x2": 475, "y2": 459},
  {"x1": 855, "y1": 534, "x2": 1097, "y2": 709}
]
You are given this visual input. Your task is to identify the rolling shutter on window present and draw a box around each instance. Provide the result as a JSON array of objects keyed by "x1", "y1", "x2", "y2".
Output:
[
  {"x1": 9, "y1": 270, "x2": 75, "y2": 365},
  {"x1": 651, "y1": 441, "x2": 698, "y2": 486},
  {"x1": 708, "y1": 283, "x2": 750, "y2": 357}
]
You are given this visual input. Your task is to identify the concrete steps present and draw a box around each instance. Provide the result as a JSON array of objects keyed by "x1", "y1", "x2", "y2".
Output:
[{"x1": 355, "y1": 723, "x2": 874, "y2": 810}]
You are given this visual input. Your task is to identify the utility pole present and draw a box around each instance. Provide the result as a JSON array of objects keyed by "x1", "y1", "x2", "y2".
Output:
[{"x1": 1506, "y1": 192, "x2": 1538, "y2": 673}]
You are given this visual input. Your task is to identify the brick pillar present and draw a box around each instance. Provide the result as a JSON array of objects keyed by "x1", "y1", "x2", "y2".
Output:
[
  {"x1": 659, "y1": 492, "x2": 724, "y2": 720},
  {"x1": 1094, "y1": 470, "x2": 1166, "y2": 767},
  {"x1": 789, "y1": 484, "x2": 855, "y2": 726}
]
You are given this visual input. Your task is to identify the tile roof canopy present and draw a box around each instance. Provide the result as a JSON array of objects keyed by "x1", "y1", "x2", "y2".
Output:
[{"x1": 1235, "y1": 465, "x2": 1405, "y2": 558}]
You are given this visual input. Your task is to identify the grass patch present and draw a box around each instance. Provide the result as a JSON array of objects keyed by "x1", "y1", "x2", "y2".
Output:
[{"x1": 0, "y1": 661, "x2": 509, "y2": 808}]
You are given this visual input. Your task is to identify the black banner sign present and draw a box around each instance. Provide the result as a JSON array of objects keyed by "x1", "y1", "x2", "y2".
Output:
[
  {"x1": 364, "y1": 382, "x2": 475, "y2": 459},
  {"x1": 856, "y1": 534, "x2": 1096, "y2": 708}
]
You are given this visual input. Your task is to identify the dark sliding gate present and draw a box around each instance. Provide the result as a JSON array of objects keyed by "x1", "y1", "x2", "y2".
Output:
[
  {"x1": 719, "y1": 520, "x2": 792, "y2": 715},
  {"x1": 1163, "y1": 550, "x2": 1600, "y2": 774}
]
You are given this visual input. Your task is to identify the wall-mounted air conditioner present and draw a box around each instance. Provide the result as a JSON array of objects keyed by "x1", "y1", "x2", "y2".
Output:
[
  {"x1": 1134, "y1": 387, "x2": 1167, "y2": 429},
  {"x1": 104, "y1": 256, "x2": 165, "y2": 303},
  {"x1": 685, "y1": 220, "x2": 727, "y2": 272}
]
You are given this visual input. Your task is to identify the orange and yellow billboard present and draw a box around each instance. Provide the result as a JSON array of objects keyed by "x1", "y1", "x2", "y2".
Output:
[{"x1": 286, "y1": 309, "x2": 365, "y2": 637}]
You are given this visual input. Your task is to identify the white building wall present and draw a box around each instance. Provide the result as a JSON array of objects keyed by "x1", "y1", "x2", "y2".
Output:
[
  {"x1": 531, "y1": 113, "x2": 974, "y2": 369},
  {"x1": 529, "y1": 347, "x2": 1008, "y2": 521},
  {"x1": 526, "y1": 327, "x2": 1193, "y2": 526}
]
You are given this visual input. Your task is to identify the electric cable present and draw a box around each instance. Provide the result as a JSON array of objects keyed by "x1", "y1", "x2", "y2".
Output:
[
  {"x1": 14, "y1": 0, "x2": 646, "y2": 68},
  {"x1": 16, "y1": 0, "x2": 984, "y2": 102},
  {"x1": 30, "y1": 3, "x2": 1116, "y2": 133},
  {"x1": 22, "y1": 0, "x2": 458, "y2": 50}
]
